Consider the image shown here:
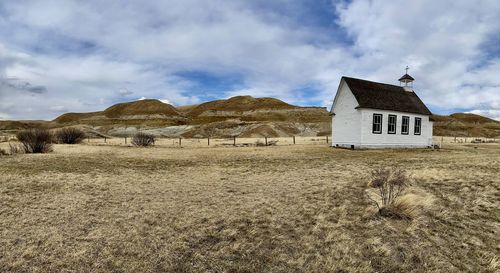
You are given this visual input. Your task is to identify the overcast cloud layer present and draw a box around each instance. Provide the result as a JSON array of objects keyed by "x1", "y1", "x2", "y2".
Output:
[{"x1": 0, "y1": 0, "x2": 499, "y2": 120}]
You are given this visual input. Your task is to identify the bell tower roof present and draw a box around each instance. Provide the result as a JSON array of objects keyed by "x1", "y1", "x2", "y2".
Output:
[
  {"x1": 398, "y1": 73, "x2": 415, "y2": 82},
  {"x1": 398, "y1": 66, "x2": 414, "y2": 87}
]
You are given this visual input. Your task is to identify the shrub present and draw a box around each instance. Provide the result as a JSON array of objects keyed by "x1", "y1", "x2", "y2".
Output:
[
  {"x1": 132, "y1": 132, "x2": 156, "y2": 147},
  {"x1": 16, "y1": 128, "x2": 53, "y2": 153},
  {"x1": 367, "y1": 167, "x2": 411, "y2": 218},
  {"x1": 255, "y1": 139, "x2": 278, "y2": 146},
  {"x1": 56, "y1": 127, "x2": 86, "y2": 144},
  {"x1": 0, "y1": 148, "x2": 7, "y2": 156}
]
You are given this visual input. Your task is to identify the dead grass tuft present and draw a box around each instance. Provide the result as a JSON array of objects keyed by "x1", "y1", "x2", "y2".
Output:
[{"x1": 380, "y1": 193, "x2": 434, "y2": 220}]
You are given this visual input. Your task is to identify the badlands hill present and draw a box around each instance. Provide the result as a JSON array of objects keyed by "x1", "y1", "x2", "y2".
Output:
[
  {"x1": 1, "y1": 96, "x2": 499, "y2": 138},
  {"x1": 54, "y1": 99, "x2": 184, "y2": 124},
  {"x1": 432, "y1": 113, "x2": 500, "y2": 138},
  {"x1": 49, "y1": 96, "x2": 331, "y2": 137}
]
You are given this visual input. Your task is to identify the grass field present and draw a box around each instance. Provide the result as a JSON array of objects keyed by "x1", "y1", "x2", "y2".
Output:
[{"x1": 0, "y1": 142, "x2": 499, "y2": 272}]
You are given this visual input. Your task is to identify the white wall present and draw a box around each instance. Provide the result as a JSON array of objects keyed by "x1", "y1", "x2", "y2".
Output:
[
  {"x1": 360, "y1": 109, "x2": 433, "y2": 148},
  {"x1": 331, "y1": 81, "x2": 362, "y2": 147}
]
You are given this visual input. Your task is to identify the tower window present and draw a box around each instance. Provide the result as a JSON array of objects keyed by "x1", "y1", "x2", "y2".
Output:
[
  {"x1": 401, "y1": 116, "x2": 409, "y2": 135},
  {"x1": 414, "y1": 117, "x2": 422, "y2": 135},
  {"x1": 372, "y1": 114, "x2": 382, "y2": 134},
  {"x1": 388, "y1": 115, "x2": 397, "y2": 134}
]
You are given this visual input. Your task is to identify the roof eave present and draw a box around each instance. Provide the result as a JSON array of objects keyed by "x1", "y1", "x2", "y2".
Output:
[{"x1": 355, "y1": 106, "x2": 432, "y2": 116}]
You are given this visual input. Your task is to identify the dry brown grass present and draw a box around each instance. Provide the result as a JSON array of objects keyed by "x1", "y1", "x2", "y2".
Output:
[{"x1": 0, "y1": 142, "x2": 499, "y2": 272}]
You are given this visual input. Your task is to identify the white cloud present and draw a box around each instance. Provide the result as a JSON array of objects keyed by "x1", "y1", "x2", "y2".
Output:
[
  {"x1": 49, "y1": 106, "x2": 67, "y2": 112},
  {"x1": 118, "y1": 88, "x2": 133, "y2": 96},
  {"x1": 0, "y1": 0, "x2": 499, "y2": 120},
  {"x1": 468, "y1": 109, "x2": 500, "y2": 121}
]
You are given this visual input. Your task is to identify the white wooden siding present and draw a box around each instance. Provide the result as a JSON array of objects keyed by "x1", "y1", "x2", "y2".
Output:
[
  {"x1": 359, "y1": 109, "x2": 433, "y2": 148},
  {"x1": 331, "y1": 81, "x2": 362, "y2": 147}
]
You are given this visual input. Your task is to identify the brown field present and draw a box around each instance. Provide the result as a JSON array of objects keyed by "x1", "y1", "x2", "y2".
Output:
[{"x1": 0, "y1": 141, "x2": 499, "y2": 272}]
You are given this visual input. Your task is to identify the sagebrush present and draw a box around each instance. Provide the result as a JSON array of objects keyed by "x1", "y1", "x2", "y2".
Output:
[
  {"x1": 132, "y1": 132, "x2": 156, "y2": 146},
  {"x1": 367, "y1": 167, "x2": 411, "y2": 218},
  {"x1": 56, "y1": 127, "x2": 86, "y2": 144},
  {"x1": 16, "y1": 128, "x2": 53, "y2": 153}
]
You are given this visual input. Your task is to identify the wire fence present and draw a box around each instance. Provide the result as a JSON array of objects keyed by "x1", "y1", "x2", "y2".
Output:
[
  {"x1": 1, "y1": 134, "x2": 497, "y2": 149},
  {"x1": 81, "y1": 135, "x2": 331, "y2": 147}
]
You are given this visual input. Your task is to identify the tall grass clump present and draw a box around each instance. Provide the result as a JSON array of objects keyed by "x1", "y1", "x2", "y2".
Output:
[
  {"x1": 56, "y1": 127, "x2": 85, "y2": 144},
  {"x1": 132, "y1": 132, "x2": 156, "y2": 147},
  {"x1": 16, "y1": 128, "x2": 53, "y2": 153},
  {"x1": 367, "y1": 167, "x2": 413, "y2": 219}
]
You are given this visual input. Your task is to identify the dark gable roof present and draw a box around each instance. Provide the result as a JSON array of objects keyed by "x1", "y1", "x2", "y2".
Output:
[
  {"x1": 398, "y1": 73, "x2": 415, "y2": 81},
  {"x1": 342, "y1": 76, "x2": 432, "y2": 116}
]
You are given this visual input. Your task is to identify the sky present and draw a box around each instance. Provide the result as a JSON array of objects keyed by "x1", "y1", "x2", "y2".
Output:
[{"x1": 0, "y1": 0, "x2": 499, "y2": 120}]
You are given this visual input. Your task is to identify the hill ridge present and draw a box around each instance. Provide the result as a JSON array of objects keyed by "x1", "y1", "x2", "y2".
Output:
[{"x1": 1, "y1": 96, "x2": 498, "y2": 138}]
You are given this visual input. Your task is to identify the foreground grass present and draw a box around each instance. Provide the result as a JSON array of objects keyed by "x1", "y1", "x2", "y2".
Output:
[{"x1": 0, "y1": 143, "x2": 499, "y2": 272}]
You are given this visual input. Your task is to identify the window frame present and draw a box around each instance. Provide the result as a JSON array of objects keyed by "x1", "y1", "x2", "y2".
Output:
[
  {"x1": 414, "y1": 117, "x2": 422, "y2": 135},
  {"x1": 388, "y1": 114, "x2": 397, "y2": 134},
  {"x1": 372, "y1": 113, "x2": 383, "y2": 134},
  {"x1": 401, "y1": 116, "x2": 409, "y2": 135}
]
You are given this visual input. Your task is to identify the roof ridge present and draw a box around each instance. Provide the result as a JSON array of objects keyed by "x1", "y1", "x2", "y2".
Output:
[{"x1": 342, "y1": 76, "x2": 404, "y2": 90}]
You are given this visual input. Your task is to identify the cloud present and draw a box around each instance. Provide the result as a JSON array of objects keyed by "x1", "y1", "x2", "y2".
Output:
[
  {"x1": 0, "y1": 0, "x2": 499, "y2": 120},
  {"x1": 1, "y1": 77, "x2": 47, "y2": 94},
  {"x1": 118, "y1": 88, "x2": 133, "y2": 96},
  {"x1": 468, "y1": 109, "x2": 500, "y2": 121},
  {"x1": 49, "y1": 105, "x2": 68, "y2": 112},
  {"x1": 334, "y1": 0, "x2": 500, "y2": 116}
]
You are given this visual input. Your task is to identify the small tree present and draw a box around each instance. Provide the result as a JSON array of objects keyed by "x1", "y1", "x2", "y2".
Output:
[
  {"x1": 367, "y1": 167, "x2": 410, "y2": 216},
  {"x1": 56, "y1": 127, "x2": 86, "y2": 144},
  {"x1": 132, "y1": 132, "x2": 156, "y2": 147},
  {"x1": 16, "y1": 128, "x2": 53, "y2": 153}
]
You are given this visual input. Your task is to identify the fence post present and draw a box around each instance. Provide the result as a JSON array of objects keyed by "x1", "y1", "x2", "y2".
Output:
[
  {"x1": 293, "y1": 136, "x2": 295, "y2": 144},
  {"x1": 104, "y1": 137, "x2": 107, "y2": 143},
  {"x1": 265, "y1": 137, "x2": 268, "y2": 146},
  {"x1": 179, "y1": 138, "x2": 182, "y2": 147},
  {"x1": 233, "y1": 136, "x2": 236, "y2": 146},
  {"x1": 208, "y1": 137, "x2": 210, "y2": 146},
  {"x1": 88, "y1": 136, "x2": 90, "y2": 143},
  {"x1": 125, "y1": 137, "x2": 127, "y2": 144},
  {"x1": 326, "y1": 136, "x2": 328, "y2": 143}
]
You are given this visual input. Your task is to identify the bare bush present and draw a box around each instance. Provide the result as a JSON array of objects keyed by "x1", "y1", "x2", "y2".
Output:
[
  {"x1": 255, "y1": 139, "x2": 278, "y2": 146},
  {"x1": 132, "y1": 132, "x2": 156, "y2": 147},
  {"x1": 255, "y1": 140, "x2": 266, "y2": 146},
  {"x1": 367, "y1": 167, "x2": 411, "y2": 218},
  {"x1": 16, "y1": 128, "x2": 53, "y2": 153},
  {"x1": 0, "y1": 148, "x2": 7, "y2": 156},
  {"x1": 56, "y1": 127, "x2": 86, "y2": 144}
]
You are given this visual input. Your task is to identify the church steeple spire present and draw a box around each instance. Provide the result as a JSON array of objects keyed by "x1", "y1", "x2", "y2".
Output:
[{"x1": 398, "y1": 66, "x2": 415, "y2": 88}]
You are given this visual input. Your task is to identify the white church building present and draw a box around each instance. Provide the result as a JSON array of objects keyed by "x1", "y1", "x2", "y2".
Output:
[{"x1": 330, "y1": 71, "x2": 433, "y2": 149}]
